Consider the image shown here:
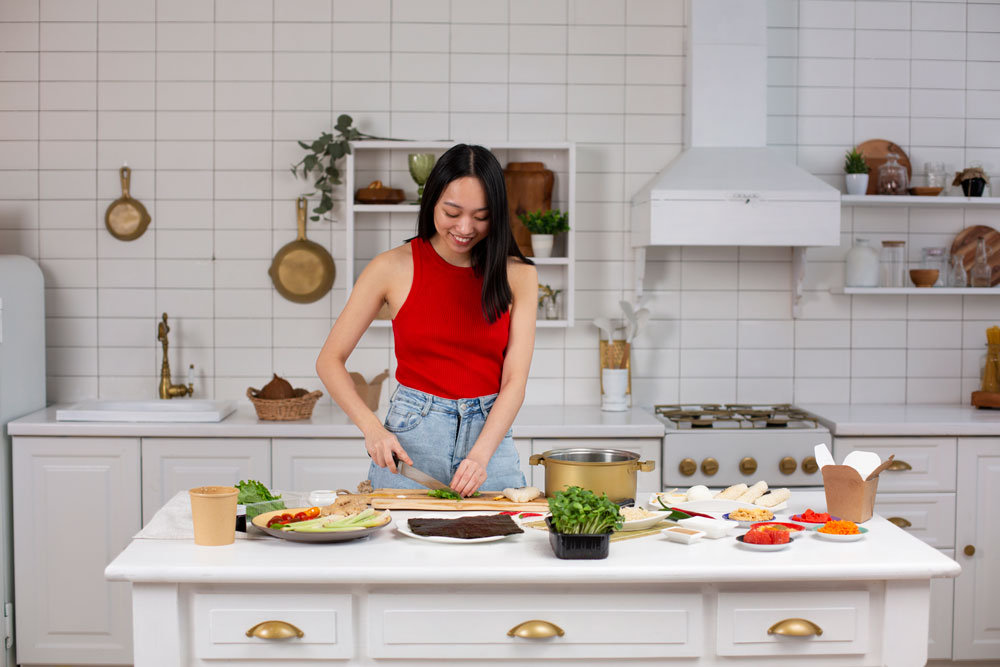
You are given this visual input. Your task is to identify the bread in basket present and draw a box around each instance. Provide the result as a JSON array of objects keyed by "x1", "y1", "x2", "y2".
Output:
[{"x1": 247, "y1": 382, "x2": 323, "y2": 421}]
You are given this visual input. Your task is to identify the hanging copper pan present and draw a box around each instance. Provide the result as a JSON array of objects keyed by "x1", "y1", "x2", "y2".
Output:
[
  {"x1": 105, "y1": 166, "x2": 151, "y2": 241},
  {"x1": 269, "y1": 198, "x2": 335, "y2": 303}
]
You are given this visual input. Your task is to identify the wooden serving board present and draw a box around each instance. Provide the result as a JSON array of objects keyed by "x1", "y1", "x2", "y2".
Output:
[
  {"x1": 950, "y1": 225, "x2": 1000, "y2": 287},
  {"x1": 360, "y1": 488, "x2": 551, "y2": 512}
]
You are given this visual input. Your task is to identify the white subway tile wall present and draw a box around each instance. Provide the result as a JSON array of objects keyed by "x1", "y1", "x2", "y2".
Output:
[{"x1": 1, "y1": 0, "x2": 997, "y2": 406}]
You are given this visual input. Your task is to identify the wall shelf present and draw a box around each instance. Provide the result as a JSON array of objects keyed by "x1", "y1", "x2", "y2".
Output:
[
  {"x1": 345, "y1": 141, "x2": 576, "y2": 327},
  {"x1": 841, "y1": 195, "x2": 1000, "y2": 207},
  {"x1": 833, "y1": 287, "x2": 1000, "y2": 295}
]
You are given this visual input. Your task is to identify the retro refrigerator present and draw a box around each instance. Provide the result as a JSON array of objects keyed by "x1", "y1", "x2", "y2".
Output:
[{"x1": 0, "y1": 256, "x2": 46, "y2": 666}]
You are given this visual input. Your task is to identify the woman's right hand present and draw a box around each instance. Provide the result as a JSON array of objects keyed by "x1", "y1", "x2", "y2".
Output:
[{"x1": 365, "y1": 426, "x2": 412, "y2": 473}]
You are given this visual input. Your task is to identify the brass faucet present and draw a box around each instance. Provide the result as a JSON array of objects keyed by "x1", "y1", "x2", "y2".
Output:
[{"x1": 157, "y1": 313, "x2": 194, "y2": 399}]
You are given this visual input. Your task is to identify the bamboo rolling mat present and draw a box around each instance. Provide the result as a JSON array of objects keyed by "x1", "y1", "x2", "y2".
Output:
[{"x1": 525, "y1": 519, "x2": 676, "y2": 542}]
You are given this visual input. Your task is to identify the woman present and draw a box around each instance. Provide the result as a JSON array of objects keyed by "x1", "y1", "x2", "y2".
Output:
[{"x1": 316, "y1": 144, "x2": 537, "y2": 497}]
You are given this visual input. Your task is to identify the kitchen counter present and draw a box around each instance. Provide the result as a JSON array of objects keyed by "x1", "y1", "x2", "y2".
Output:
[
  {"x1": 105, "y1": 492, "x2": 958, "y2": 667},
  {"x1": 8, "y1": 404, "x2": 665, "y2": 439},
  {"x1": 802, "y1": 403, "x2": 1000, "y2": 436}
]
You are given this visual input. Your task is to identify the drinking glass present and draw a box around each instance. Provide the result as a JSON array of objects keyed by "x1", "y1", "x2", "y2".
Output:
[
  {"x1": 924, "y1": 161, "x2": 946, "y2": 189},
  {"x1": 408, "y1": 153, "x2": 436, "y2": 202}
]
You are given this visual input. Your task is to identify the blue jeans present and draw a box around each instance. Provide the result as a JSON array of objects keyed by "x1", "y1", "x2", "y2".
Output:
[{"x1": 367, "y1": 384, "x2": 526, "y2": 492}]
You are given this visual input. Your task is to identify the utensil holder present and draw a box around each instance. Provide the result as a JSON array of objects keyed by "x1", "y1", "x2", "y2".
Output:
[{"x1": 599, "y1": 339, "x2": 631, "y2": 410}]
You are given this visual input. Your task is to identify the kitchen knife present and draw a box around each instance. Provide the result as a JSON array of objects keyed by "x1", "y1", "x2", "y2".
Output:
[{"x1": 392, "y1": 454, "x2": 450, "y2": 491}]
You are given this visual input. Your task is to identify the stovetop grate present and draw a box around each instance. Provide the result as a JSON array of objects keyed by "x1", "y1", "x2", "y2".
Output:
[{"x1": 654, "y1": 404, "x2": 820, "y2": 430}]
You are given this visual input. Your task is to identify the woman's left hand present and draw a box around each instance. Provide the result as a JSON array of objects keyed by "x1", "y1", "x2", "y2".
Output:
[{"x1": 450, "y1": 458, "x2": 488, "y2": 497}]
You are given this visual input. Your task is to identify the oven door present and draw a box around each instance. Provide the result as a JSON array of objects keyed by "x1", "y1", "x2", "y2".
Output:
[{"x1": 661, "y1": 429, "x2": 830, "y2": 490}]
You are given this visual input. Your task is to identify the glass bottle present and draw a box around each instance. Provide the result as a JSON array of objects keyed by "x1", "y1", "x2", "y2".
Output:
[
  {"x1": 845, "y1": 239, "x2": 880, "y2": 287},
  {"x1": 983, "y1": 343, "x2": 1000, "y2": 393},
  {"x1": 877, "y1": 153, "x2": 908, "y2": 195},
  {"x1": 949, "y1": 254, "x2": 968, "y2": 288},
  {"x1": 970, "y1": 236, "x2": 992, "y2": 287},
  {"x1": 921, "y1": 247, "x2": 948, "y2": 287},
  {"x1": 880, "y1": 240, "x2": 906, "y2": 287}
]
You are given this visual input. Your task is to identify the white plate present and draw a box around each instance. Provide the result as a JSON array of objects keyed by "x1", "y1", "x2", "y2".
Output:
[
  {"x1": 647, "y1": 493, "x2": 788, "y2": 513},
  {"x1": 647, "y1": 492, "x2": 688, "y2": 509},
  {"x1": 810, "y1": 525, "x2": 868, "y2": 542},
  {"x1": 619, "y1": 512, "x2": 667, "y2": 532},
  {"x1": 396, "y1": 517, "x2": 523, "y2": 544},
  {"x1": 735, "y1": 534, "x2": 791, "y2": 551}
]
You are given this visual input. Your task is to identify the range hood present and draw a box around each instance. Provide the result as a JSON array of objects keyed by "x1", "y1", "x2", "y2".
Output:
[{"x1": 630, "y1": 0, "x2": 841, "y2": 248}]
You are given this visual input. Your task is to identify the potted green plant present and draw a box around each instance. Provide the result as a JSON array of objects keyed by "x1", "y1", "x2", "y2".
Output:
[
  {"x1": 844, "y1": 147, "x2": 870, "y2": 196},
  {"x1": 546, "y1": 486, "x2": 622, "y2": 559},
  {"x1": 517, "y1": 209, "x2": 569, "y2": 258},
  {"x1": 292, "y1": 114, "x2": 390, "y2": 221}
]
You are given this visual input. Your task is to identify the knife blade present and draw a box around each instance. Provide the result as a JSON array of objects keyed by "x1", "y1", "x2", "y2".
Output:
[{"x1": 393, "y1": 455, "x2": 450, "y2": 491}]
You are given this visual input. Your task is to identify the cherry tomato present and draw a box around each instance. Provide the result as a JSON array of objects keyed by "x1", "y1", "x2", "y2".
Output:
[
  {"x1": 279, "y1": 513, "x2": 292, "y2": 522},
  {"x1": 294, "y1": 512, "x2": 308, "y2": 522},
  {"x1": 305, "y1": 507, "x2": 321, "y2": 519},
  {"x1": 267, "y1": 517, "x2": 283, "y2": 528}
]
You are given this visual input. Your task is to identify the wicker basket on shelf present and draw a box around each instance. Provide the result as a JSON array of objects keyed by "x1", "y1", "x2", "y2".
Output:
[{"x1": 246, "y1": 387, "x2": 323, "y2": 421}]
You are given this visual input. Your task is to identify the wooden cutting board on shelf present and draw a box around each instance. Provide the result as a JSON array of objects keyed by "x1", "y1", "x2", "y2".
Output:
[
  {"x1": 356, "y1": 489, "x2": 551, "y2": 512},
  {"x1": 950, "y1": 225, "x2": 1000, "y2": 287}
]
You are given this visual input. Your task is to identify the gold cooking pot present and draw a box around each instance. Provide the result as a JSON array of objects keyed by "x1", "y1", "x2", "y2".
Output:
[{"x1": 529, "y1": 448, "x2": 655, "y2": 503}]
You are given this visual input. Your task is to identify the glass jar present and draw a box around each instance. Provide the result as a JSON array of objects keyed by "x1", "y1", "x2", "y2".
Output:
[
  {"x1": 921, "y1": 247, "x2": 948, "y2": 287},
  {"x1": 878, "y1": 153, "x2": 908, "y2": 195},
  {"x1": 924, "y1": 161, "x2": 946, "y2": 189},
  {"x1": 544, "y1": 292, "x2": 560, "y2": 320},
  {"x1": 970, "y1": 236, "x2": 992, "y2": 287},
  {"x1": 949, "y1": 254, "x2": 968, "y2": 287},
  {"x1": 845, "y1": 238, "x2": 880, "y2": 287},
  {"x1": 983, "y1": 343, "x2": 1000, "y2": 393},
  {"x1": 880, "y1": 240, "x2": 906, "y2": 287}
]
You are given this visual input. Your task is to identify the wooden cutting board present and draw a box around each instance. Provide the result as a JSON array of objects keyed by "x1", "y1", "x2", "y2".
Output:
[
  {"x1": 950, "y1": 225, "x2": 1000, "y2": 286},
  {"x1": 358, "y1": 489, "x2": 551, "y2": 512}
]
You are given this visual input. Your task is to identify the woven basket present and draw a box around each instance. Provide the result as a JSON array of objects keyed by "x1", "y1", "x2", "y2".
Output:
[{"x1": 246, "y1": 387, "x2": 323, "y2": 421}]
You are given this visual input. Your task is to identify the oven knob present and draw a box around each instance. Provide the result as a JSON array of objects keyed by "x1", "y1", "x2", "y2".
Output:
[
  {"x1": 739, "y1": 457, "x2": 757, "y2": 475},
  {"x1": 779, "y1": 456, "x2": 797, "y2": 475},
  {"x1": 802, "y1": 456, "x2": 819, "y2": 475},
  {"x1": 701, "y1": 457, "x2": 719, "y2": 476},
  {"x1": 679, "y1": 458, "x2": 697, "y2": 477}
]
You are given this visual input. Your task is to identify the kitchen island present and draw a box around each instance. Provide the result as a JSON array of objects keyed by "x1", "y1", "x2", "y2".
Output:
[{"x1": 106, "y1": 493, "x2": 958, "y2": 667}]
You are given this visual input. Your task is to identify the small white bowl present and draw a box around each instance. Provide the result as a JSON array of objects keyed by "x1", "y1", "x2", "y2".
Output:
[
  {"x1": 662, "y1": 526, "x2": 705, "y2": 544},
  {"x1": 677, "y1": 516, "x2": 738, "y2": 539}
]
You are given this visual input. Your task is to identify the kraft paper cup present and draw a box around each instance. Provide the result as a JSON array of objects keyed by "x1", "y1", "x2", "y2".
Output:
[{"x1": 189, "y1": 486, "x2": 239, "y2": 546}]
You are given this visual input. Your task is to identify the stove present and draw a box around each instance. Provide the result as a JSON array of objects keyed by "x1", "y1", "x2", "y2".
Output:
[{"x1": 653, "y1": 404, "x2": 830, "y2": 489}]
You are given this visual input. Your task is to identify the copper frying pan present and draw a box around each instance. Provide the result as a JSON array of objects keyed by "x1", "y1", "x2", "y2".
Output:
[
  {"x1": 269, "y1": 197, "x2": 335, "y2": 303},
  {"x1": 105, "y1": 166, "x2": 151, "y2": 241}
]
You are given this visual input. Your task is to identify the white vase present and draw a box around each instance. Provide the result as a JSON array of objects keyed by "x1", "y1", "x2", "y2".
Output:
[
  {"x1": 845, "y1": 238, "x2": 880, "y2": 287},
  {"x1": 845, "y1": 173, "x2": 869, "y2": 195},
  {"x1": 601, "y1": 368, "x2": 629, "y2": 412},
  {"x1": 531, "y1": 234, "x2": 554, "y2": 258}
]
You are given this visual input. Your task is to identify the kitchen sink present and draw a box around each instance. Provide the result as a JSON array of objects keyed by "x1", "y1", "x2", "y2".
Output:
[{"x1": 56, "y1": 399, "x2": 237, "y2": 423}]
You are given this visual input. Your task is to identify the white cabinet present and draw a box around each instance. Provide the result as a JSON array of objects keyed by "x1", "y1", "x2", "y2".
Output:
[
  {"x1": 140, "y1": 438, "x2": 270, "y2": 524},
  {"x1": 271, "y1": 438, "x2": 372, "y2": 492},
  {"x1": 529, "y1": 438, "x2": 661, "y2": 497},
  {"x1": 12, "y1": 437, "x2": 140, "y2": 666},
  {"x1": 346, "y1": 141, "x2": 576, "y2": 327},
  {"x1": 954, "y1": 439, "x2": 1000, "y2": 660}
]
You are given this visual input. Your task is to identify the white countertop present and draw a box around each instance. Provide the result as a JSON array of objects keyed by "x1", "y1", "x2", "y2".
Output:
[
  {"x1": 8, "y1": 404, "x2": 665, "y2": 439},
  {"x1": 106, "y1": 493, "x2": 959, "y2": 586},
  {"x1": 802, "y1": 403, "x2": 1000, "y2": 437}
]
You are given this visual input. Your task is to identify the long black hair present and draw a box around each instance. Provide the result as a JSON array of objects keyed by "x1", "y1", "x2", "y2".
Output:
[{"x1": 415, "y1": 144, "x2": 532, "y2": 323}]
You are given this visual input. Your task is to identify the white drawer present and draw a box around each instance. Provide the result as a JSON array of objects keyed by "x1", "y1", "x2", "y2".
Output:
[
  {"x1": 873, "y1": 493, "x2": 956, "y2": 549},
  {"x1": 369, "y1": 589, "x2": 702, "y2": 660},
  {"x1": 191, "y1": 591, "x2": 352, "y2": 661},
  {"x1": 717, "y1": 589, "x2": 870, "y2": 657},
  {"x1": 833, "y1": 437, "x2": 956, "y2": 492}
]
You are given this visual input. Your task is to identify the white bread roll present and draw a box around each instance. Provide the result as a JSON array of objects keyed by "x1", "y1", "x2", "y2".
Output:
[
  {"x1": 714, "y1": 483, "x2": 748, "y2": 500},
  {"x1": 736, "y1": 480, "x2": 768, "y2": 504},
  {"x1": 755, "y1": 487, "x2": 791, "y2": 508},
  {"x1": 685, "y1": 485, "x2": 713, "y2": 502}
]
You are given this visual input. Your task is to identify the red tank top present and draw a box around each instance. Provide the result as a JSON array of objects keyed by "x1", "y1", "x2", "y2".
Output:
[{"x1": 392, "y1": 237, "x2": 510, "y2": 399}]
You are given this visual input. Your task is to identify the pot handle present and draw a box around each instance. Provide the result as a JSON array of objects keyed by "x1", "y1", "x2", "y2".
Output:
[
  {"x1": 529, "y1": 454, "x2": 544, "y2": 466},
  {"x1": 637, "y1": 460, "x2": 656, "y2": 473}
]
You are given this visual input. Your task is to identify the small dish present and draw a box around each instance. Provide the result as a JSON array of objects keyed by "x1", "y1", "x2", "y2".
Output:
[
  {"x1": 910, "y1": 269, "x2": 939, "y2": 288},
  {"x1": 677, "y1": 516, "x2": 738, "y2": 539},
  {"x1": 722, "y1": 511, "x2": 775, "y2": 526},
  {"x1": 735, "y1": 534, "x2": 791, "y2": 551},
  {"x1": 810, "y1": 525, "x2": 869, "y2": 542},
  {"x1": 909, "y1": 186, "x2": 943, "y2": 197},
  {"x1": 750, "y1": 521, "x2": 806, "y2": 539},
  {"x1": 662, "y1": 526, "x2": 705, "y2": 544},
  {"x1": 619, "y1": 511, "x2": 668, "y2": 532},
  {"x1": 790, "y1": 512, "x2": 840, "y2": 524}
]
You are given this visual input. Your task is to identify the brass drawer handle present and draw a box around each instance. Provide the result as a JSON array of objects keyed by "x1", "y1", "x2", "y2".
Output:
[
  {"x1": 965, "y1": 545, "x2": 976, "y2": 557},
  {"x1": 507, "y1": 620, "x2": 565, "y2": 639},
  {"x1": 767, "y1": 618, "x2": 823, "y2": 637},
  {"x1": 246, "y1": 620, "x2": 304, "y2": 640},
  {"x1": 887, "y1": 460, "x2": 912, "y2": 472},
  {"x1": 888, "y1": 517, "x2": 912, "y2": 529}
]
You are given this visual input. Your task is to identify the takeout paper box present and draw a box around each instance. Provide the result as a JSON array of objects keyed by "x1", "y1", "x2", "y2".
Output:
[{"x1": 821, "y1": 453, "x2": 895, "y2": 523}]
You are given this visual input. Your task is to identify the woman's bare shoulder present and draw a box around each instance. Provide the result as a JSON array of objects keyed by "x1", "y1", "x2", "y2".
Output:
[
  {"x1": 507, "y1": 256, "x2": 538, "y2": 284},
  {"x1": 369, "y1": 242, "x2": 413, "y2": 272}
]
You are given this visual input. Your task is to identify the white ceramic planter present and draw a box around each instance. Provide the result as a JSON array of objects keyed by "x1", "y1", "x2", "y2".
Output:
[
  {"x1": 531, "y1": 234, "x2": 554, "y2": 258},
  {"x1": 845, "y1": 173, "x2": 869, "y2": 195}
]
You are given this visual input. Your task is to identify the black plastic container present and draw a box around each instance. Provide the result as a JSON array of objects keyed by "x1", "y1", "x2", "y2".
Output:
[
  {"x1": 962, "y1": 178, "x2": 986, "y2": 197},
  {"x1": 546, "y1": 517, "x2": 611, "y2": 560}
]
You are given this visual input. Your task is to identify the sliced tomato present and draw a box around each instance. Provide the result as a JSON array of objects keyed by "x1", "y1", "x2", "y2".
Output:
[
  {"x1": 305, "y1": 507, "x2": 321, "y2": 519},
  {"x1": 279, "y1": 513, "x2": 293, "y2": 522}
]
